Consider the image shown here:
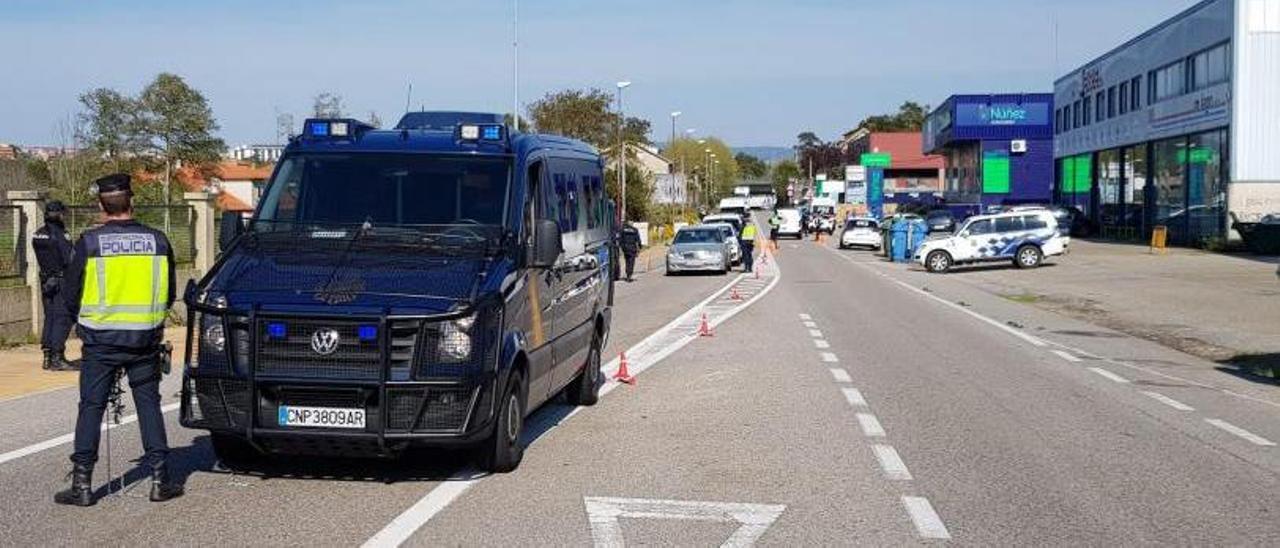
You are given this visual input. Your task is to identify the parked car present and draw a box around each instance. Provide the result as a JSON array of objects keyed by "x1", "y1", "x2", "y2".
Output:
[
  {"x1": 925, "y1": 210, "x2": 956, "y2": 234},
  {"x1": 914, "y1": 210, "x2": 1069, "y2": 273},
  {"x1": 706, "y1": 222, "x2": 743, "y2": 265},
  {"x1": 775, "y1": 208, "x2": 804, "y2": 239},
  {"x1": 666, "y1": 226, "x2": 730, "y2": 275},
  {"x1": 839, "y1": 217, "x2": 881, "y2": 249},
  {"x1": 702, "y1": 213, "x2": 743, "y2": 235}
]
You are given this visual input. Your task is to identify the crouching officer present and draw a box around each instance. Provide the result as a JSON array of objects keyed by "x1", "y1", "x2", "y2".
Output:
[
  {"x1": 33, "y1": 200, "x2": 78, "y2": 371},
  {"x1": 54, "y1": 174, "x2": 183, "y2": 506}
]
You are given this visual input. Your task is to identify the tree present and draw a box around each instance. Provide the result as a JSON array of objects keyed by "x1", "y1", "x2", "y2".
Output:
[
  {"x1": 770, "y1": 160, "x2": 800, "y2": 207},
  {"x1": 276, "y1": 111, "x2": 295, "y2": 144},
  {"x1": 734, "y1": 152, "x2": 768, "y2": 180},
  {"x1": 796, "y1": 132, "x2": 822, "y2": 149},
  {"x1": 527, "y1": 88, "x2": 616, "y2": 148},
  {"x1": 605, "y1": 163, "x2": 652, "y2": 222},
  {"x1": 138, "y1": 73, "x2": 225, "y2": 208},
  {"x1": 854, "y1": 101, "x2": 930, "y2": 133},
  {"x1": 312, "y1": 92, "x2": 344, "y2": 118},
  {"x1": 78, "y1": 88, "x2": 147, "y2": 167},
  {"x1": 664, "y1": 137, "x2": 739, "y2": 210},
  {"x1": 793, "y1": 132, "x2": 843, "y2": 179}
]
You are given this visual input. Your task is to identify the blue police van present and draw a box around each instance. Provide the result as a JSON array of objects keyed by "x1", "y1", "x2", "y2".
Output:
[{"x1": 180, "y1": 112, "x2": 613, "y2": 472}]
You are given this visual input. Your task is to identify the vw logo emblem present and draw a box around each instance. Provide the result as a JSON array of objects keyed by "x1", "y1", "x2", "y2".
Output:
[{"x1": 310, "y1": 329, "x2": 341, "y2": 356}]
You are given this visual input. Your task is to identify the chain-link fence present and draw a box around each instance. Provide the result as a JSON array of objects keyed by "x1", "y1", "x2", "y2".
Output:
[
  {"x1": 0, "y1": 205, "x2": 22, "y2": 281},
  {"x1": 64, "y1": 205, "x2": 197, "y2": 265}
]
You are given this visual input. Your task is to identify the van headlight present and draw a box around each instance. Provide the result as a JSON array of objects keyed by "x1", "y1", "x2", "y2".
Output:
[{"x1": 438, "y1": 315, "x2": 475, "y2": 363}]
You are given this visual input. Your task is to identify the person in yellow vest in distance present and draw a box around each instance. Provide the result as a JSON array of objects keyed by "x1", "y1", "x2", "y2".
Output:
[
  {"x1": 767, "y1": 214, "x2": 781, "y2": 252},
  {"x1": 54, "y1": 173, "x2": 183, "y2": 507},
  {"x1": 739, "y1": 222, "x2": 758, "y2": 273}
]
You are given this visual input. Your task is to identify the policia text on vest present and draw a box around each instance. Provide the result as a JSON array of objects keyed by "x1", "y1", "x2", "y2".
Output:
[{"x1": 54, "y1": 173, "x2": 183, "y2": 507}]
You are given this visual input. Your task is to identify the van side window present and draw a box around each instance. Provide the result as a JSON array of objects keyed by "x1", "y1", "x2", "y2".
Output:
[
  {"x1": 994, "y1": 216, "x2": 1024, "y2": 233},
  {"x1": 1023, "y1": 215, "x2": 1049, "y2": 230},
  {"x1": 967, "y1": 219, "x2": 993, "y2": 235},
  {"x1": 525, "y1": 160, "x2": 545, "y2": 245}
]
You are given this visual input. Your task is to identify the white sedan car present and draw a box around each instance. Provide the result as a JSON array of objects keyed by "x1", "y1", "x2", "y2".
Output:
[{"x1": 839, "y1": 217, "x2": 881, "y2": 249}]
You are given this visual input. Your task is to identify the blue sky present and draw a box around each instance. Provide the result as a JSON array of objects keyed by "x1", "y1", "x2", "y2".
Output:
[{"x1": 0, "y1": 0, "x2": 1200, "y2": 148}]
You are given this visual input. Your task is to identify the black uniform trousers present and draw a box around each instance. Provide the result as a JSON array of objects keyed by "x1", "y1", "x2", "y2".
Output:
[
  {"x1": 623, "y1": 251, "x2": 638, "y2": 279},
  {"x1": 741, "y1": 240, "x2": 755, "y2": 272},
  {"x1": 71, "y1": 344, "x2": 169, "y2": 469},
  {"x1": 40, "y1": 281, "x2": 74, "y2": 353}
]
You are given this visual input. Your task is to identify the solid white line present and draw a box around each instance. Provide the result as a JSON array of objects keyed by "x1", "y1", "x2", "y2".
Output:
[
  {"x1": 0, "y1": 402, "x2": 180, "y2": 467},
  {"x1": 1205, "y1": 419, "x2": 1277, "y2": 447},
  {"x1": 841, "y1": 387, "x2": 868, "y2": 407},
  {"x1": 802, "y1": 321, "x2": 817, "y2": 329},
  {"x1": 365, "y1": 248, "x2": 785, "y2": 547},
  {"x1": 871, "y1": 444, "x2": 912, "y2": 480},
  {"x1": 902, "y1": 496, "x2": 951, "y2": 540},
  {"x1": 820, "y1": 352, "x2": 839, "y2": 363},
  {"x1": 828, "y1": 368, "x2": 852, "y2": 383},
  {"x1": 1141, "y1": 391, "x2": 1194, "y2": 411},
  {"x1": 856, "y1": 413, "x2": 886, "y2": 437},
  {"x1": 808, "y1": 329, "x2": 823, "y2": 338},
  {"x1": 813, "y1": 339, "x2": 830, "y2": 349},
  {"x1": 1088, "y1": 367, "x2": 1130, "y2": 384},
  {"x1": 798, "y1": 313, "x2": 811, "y2": 321},
  {"x1": 1051, "y1": 349, "x2": 1082, "y2": 363}
]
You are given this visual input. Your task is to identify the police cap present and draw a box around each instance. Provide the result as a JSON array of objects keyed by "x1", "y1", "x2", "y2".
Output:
[
  {"x1": 45, "y1": 200, "x2": 67, "y2": 214},
  {"x1": 90, "y1": 173, "x2": 132, "y2": 196}
]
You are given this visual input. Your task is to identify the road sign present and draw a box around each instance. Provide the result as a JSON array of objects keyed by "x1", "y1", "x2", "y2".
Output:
[
  {"x1": 845, "y1": 165, "x2": 866, "y2": 182},
  {"x1": 861, "y1": 153, "x2": 892, "y2": 168}
]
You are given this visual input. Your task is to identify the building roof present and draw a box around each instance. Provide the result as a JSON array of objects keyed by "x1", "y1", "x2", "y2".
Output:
[
  {"x1": 133, "y1": 160, "x2": 271, "y2": 212},
  {"x1": 865, "y1": 133, "x2": 944, "y2": 169}
]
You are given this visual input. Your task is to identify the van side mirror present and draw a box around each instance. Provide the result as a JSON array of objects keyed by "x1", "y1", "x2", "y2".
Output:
[
  {"x1": 530, "y1": 219, "x2": 562, "y2": 268},
  {"x1": 219, "y1": 211, "x2": 245, "y2": 252}
]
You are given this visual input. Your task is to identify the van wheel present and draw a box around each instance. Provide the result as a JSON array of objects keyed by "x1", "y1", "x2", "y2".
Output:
[
  {"x1": 211, "y1": 433, "x2": 260, "y2": 470},
  {"x1": 1016, "y1": 245, "x2": 1043, "y2": 269},
  {"x1": 565, "y1": 334, "x2": 601, "y2": 406},
  {"x1": 925, "y1": 250, "x2": 952, "y2": 273},
  {"x1": 476, "y1": 371, "x2": 525, "y2": 473}
]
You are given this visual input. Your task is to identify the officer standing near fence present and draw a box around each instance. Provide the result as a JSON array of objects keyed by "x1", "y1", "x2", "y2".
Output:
[
  {"x1": 33, "y1": 200, "x2": 78, "y2": 371},
  {"x1": 54, "y1": 174, "x2": 183, "y2": 507}
]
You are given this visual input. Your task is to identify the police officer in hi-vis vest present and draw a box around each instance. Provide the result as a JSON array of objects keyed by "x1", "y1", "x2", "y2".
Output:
[{"x1": 55, "y1": 174, "x2": 183, "y2": 506}]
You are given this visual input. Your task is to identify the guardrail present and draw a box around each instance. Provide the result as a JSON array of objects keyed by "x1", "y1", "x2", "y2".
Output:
[{"x1": 64, "y1": 205, "x2": 197, "y2": 265}]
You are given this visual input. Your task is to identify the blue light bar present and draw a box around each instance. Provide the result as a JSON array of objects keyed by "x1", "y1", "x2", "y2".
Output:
[
  {"x1": 307, "y1": 121, "x2": 330, "y2": 137},
  {"x1": 481, "y1": 125, "x2": 503, "y2": 140},
  {"x1": 358, "y1": 325, "x2": 378, "y2": 342},
  {"x1": 266, "y1": 322, "x2": 287, "y2": 339}
]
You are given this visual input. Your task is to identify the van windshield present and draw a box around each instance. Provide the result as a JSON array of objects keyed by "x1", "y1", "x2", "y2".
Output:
[{"x1": 255, "y1": 153, "x2": 510, "y2": 232}]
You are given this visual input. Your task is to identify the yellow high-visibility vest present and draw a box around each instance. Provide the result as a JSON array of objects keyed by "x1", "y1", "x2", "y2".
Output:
[
  {"x1": 78, "y1": 234, "x2": 169, "y2": 331},
  {"x1": 740, "y1": 224, "x2": 758, "y2": 241}
]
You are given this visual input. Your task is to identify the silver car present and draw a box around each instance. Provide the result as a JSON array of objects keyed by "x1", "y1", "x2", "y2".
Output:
[
  {"x1": 666, "y1": 226, "x2": 730, "y2": 275},
  {"x1": 705, "y1": 222, "x2": 742, "y2": 265}
]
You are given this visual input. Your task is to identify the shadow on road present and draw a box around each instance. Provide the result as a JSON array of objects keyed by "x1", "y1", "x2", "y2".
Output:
[{"x1": 1215, "y1": 353, "x2": 1280, "y2": 386}]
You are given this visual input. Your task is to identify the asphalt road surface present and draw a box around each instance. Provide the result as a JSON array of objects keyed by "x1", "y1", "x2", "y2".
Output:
[{"x1": 2, "y1": 216, "x2": 1278, "y2": 546}]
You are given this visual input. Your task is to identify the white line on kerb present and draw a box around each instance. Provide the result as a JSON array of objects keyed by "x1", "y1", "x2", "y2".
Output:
[
  {"x1": 814, "y1": 339, "x2": 830, "y2": 349},
  {"x1": 798, "y1": 313, "x2": 812, "y2": 320},
  {"x1": 362, "y1": 470, "x2": 483, "y2": 548},
  {"x1": 820, "y1": 352, "x2": 839, "y2": 363},
  {"x1": 1205, "y1": 418, "x2": 1277, "y2": 447},
  {"x1": 1141, "y1": 391, "x2": 1194, "y2": 411},
  {"x1": 841, "y1": 387, "x2": 868, "y2": 407},
  {"x1": 1051, "y1": 349, "x2": 1082, "y2": 363},
  {"x1": 0, "y1": 402, "x2": 180, "y2": 467},
  {"x1": 871, "y1": 444, "x2": 912, "y2": 480},
  {"x1": 828, "y1": 368, "x2": 852, "y2": 383},
  {"x1": 1088, "y1": 367, "x2": 1130, "y2": 384},
  {"x1": 856, "y1": 413, "x2": 886, "y2": 437},
  {"x1": 808, "y1": 329, "x2": 824, "y2": 338},
  {"x1": 902, "y1": 496, "x2": 951, "y2": 539}
]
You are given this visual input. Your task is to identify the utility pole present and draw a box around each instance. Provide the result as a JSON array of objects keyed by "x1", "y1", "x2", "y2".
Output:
[
  {"x1": 513, "y1": 0, "x2": 520, "y2": 131},
  {"x1": 616, "y1": 81, "x2": 631, "y2": 222}
]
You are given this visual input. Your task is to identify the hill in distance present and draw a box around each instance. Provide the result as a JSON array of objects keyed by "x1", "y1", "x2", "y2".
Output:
[{"x1": 732, "y1": 146, "x2": 792, "y2": 164}]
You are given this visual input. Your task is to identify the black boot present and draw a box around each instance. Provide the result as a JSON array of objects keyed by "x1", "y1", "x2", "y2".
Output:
[
  {"x1": 41, "y1": 350, "x2": 54, "y2": 371},
  {"x1": 49, "y1": 351, "x2": 77, "y2": 372},
  {"x1": 53, "y1": 464, "x2": 95, "y2": 507},
  {"x1": 149, "y1": 463, "x2": 184, "y2": 502}
]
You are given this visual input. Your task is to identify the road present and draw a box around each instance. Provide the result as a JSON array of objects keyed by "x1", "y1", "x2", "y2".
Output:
[{"x1": 1, "y1": 214, "x2": 1278, "y2": 546}]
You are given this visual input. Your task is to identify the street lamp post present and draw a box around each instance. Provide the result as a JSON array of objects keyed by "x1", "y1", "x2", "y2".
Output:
[
  {"x1": 683, "y1": 128, "x2": 695, "y2": 207},
  {"x1": 670, "y1": 111, "x2": 681, "y2": 152},
  {"x1": 616, "y1": 81, "x2": 631, "y2": 222}
]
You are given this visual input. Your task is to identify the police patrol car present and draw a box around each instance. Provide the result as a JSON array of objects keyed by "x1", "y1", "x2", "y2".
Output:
[
  {"x1": 914, "y1": 209, "x2": 1068, "y2": 273},
  {"x1": 181, "y1": 112, "x2": 613, "y2": 472}
]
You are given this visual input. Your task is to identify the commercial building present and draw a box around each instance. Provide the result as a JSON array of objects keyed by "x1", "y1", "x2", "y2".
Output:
[
  {"x1": 923, "y1": 94, "x2": 1055, "y2": 216},
  {"x1": 1054, "y1": 0, "x2": 1280, "y2": 245},
  {"x1": 843, "y1": 130, "x2": 944, "y2": 214}
]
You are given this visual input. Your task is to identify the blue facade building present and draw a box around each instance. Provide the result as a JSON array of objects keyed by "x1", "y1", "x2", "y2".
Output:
[{"x1": 923, "y1": 94, "x2": 1056, "y2": 216}]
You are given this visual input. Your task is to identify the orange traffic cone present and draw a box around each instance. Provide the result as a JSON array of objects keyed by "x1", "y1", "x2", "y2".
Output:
[
  {"x1": 613, "y1": 352, "x2": 635, "y2": 384},
  {"x1": 697, "y1": 313, "x2": 715, "y2": 337}
]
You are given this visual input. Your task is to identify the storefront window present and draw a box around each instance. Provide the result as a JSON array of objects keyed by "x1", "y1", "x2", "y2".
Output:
[
  {"x1": 1186, "y1": 129, "x2": 1227, "y2": 245},
  {"x1": 1097, "y1": 149, "x2": 1122, "y2": 228},
  {"x1": 1153, "y1": 137, "x2": 1187, "y2": 243},
  {"x1": 1124, "y1": 145, "x2": 1147, "y2": 235}
]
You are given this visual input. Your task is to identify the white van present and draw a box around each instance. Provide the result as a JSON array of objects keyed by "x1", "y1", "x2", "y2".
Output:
[
  {"x1": 914, "y1": 210, "x2": 1069, "y2": 273},
  {"x1": 774, "y1": 208, "x2": 803, "y2": 239}
]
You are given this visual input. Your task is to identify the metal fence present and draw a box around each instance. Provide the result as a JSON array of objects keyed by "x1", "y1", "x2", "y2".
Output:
[
  {"x1": 0, "y1": 205, "x2": 22, "y2": 281},
  {"x1": 64, "y1": 205, "x2": 197, "y2": 265}
]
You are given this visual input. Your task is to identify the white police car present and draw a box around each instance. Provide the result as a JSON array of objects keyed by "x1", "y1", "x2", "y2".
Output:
[{"x1": 914, "y1": 210, "x2": 1068, "y2": 273}]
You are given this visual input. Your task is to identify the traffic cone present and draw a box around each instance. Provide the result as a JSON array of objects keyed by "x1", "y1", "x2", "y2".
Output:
[
  {"x1": 761, "y1": 253, "x2": 769, "y2": 265},
  {"x1": 613, "y1": 352, "x2": 635, "y2": 384},
  {"x1": 697, "y1": 313, "x2": 715, "y2": 337},
  {"x1": 754, "y1": 265, "x2": 760, "y2": 280}
]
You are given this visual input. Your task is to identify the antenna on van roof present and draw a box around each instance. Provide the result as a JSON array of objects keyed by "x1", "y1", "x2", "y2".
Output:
[{"x1": 404, "y1": 83, "x2": 412, "y2": 114}]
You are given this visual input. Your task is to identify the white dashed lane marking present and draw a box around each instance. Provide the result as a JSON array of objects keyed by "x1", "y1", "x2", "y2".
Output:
[
  {"x1": 1141, "y1": 391, "x2": 1195, "y2": 411},
  {"x1": 902, "y1": 496, "x2": 951, "y2": 540},
  {"x1": 1205, "y1": 419, "x2": 1277, "y2": 447},
  {"x1": 1051, "y1": 349, "x2": 1083, "y2": 363},
  {"x1": 871, "y1": 444, "x2": 912, "y2": 480},
  {"x1": 808, "y1": 329, "x2": 824, "y2": 338},
  {"x1": 828, "y1": 368, "x2": 851, "y2": 383},
  {"x1": 798, "y1": 313, "x2": 812, "y2": 320},
  {"x1": 856, "y1": 413, "x2": 886, "y2": 438},
  {"x1": 814, "y1": 339, "x2": 830, "y2": 349},
  {"x1": 802, "y1": 321, "x2": 817, "y2": 329},
  {"x1": 1088, "y1": 367, "x2": 1130, "y2": 384},
  {"x1": 841, "y1": 387, "x2": 868, "y2": 407},
  {"x1": 820, "y1": 352, "x2": 839, "y2": 363}
]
